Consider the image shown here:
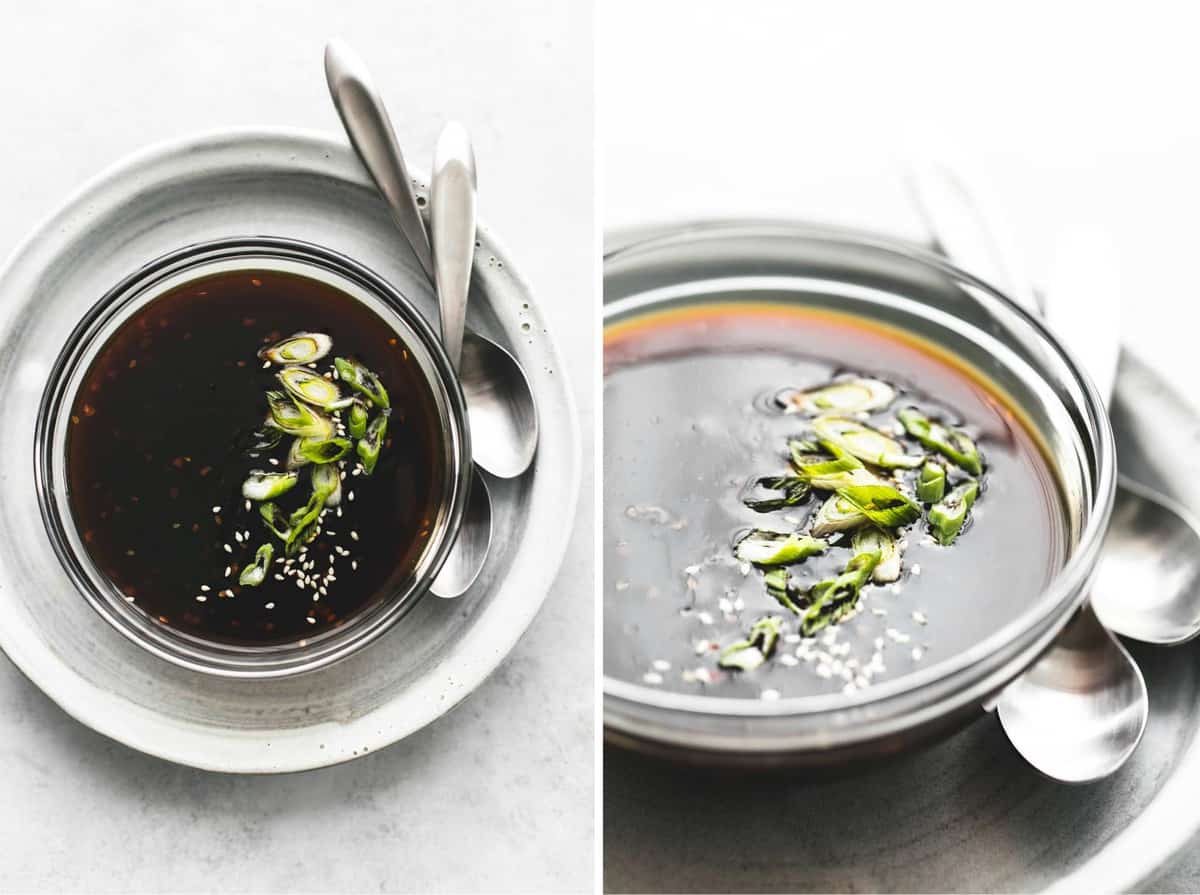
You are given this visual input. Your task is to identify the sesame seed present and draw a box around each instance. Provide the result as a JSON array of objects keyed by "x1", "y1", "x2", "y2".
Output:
[
  {"x1": 244, "y1": 500, "x2": 252, "y2": 512},
  {"x1": 268, "y1": 458, "x2": 279, "y2": 466},
  {"x1": 306, "y1": 617, "x2": 316, "y2": 625},
  {"x1": 224, "y1": 566, "x2": 232, "y2": 577},
  {"x1": 348, "y1": 491, "x2": 355, "y2": 502},
  {"x1": 262, "y1": 360, "x2": 271, "y2": 369},
  {"x1": 234, "y1": 532, "x2": 244, "y2": 543},
  {"x1": 336, "y1": 507, "x2": 343, "y2": 518},
  {"x1": 212, "y1": 506, "x2": 222, "y2": 514},
  {"x1": 265, "y1": 602, "x2": 275, "y2": 609},
  {"x1": 195, "y1": 595, "x2": 207, "y2": 602},
  {"x1": 223, "y1": 544, "x2": 232, "y2": 554},
  {"x1": 350, "y1": 531, "x2": 359, "y2": 541},
  {"x1": 200, "y1": 585, "x2": 210, "y2": 592},
  {"x1": 351, "y1": 560, "x2": 358, "y2": 571}
]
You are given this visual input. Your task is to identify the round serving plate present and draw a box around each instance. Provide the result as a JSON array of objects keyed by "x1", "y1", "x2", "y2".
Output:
[
  {"x1": 0, "y1": 128, "x2": 578, "y2": 773},
  {"x1": 605, "y1": 352, "x2": 1200, "y2": 894}
]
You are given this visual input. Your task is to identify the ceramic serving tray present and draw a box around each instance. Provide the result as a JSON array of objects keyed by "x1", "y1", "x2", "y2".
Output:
[{"x1": 0, "y1": 128, "x2": 579, "y2": 773}]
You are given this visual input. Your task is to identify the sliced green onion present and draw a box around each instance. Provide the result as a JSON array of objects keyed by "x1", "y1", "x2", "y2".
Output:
[
  {"x1": 897, "y1": 407, "x2": 982, "y2": 475},
  {"x1": 259, "y1": 502, "x2": 291, "y2": 541},
  {"x1": 241, "y1": 470, "x2": 299, "y2": 501},
  {"x1": 285, "y1": 492, "x2": 325, "y2": 556},
  {"x1": 718, "y1": 615, "x2": 784, "y2": 671},
  {"x1": 334, "y1": 357, "x2": 390, "y2": 409},
  {"x1": 783, "y1": 378, "x2": 895, "y2": 415},
  {"x1": 311, "y1": 460, "x2": 342, "y2": 506},
  {"x1": 929, "y1": 479, "x2": 980, "y2": 545},
  {"x1": 348, "y1": 400, "x2": 369, "y2": 440},
  {"x1": 801, "y1": 551, "x2": 881, "y2": 636},
  {"x1": 735, "y1": 530, "x2": 827, "y2": 566},
  {"x1": 743, "y1": 475, "x2": 811, "y2": 513},
  {"x1": 917, "y1": 462, "x2": 946, "y2": 504},
  {"x1": 810, "y1": 493, "x2": 868, "y2": 537},
  {"x1": 852, "y1": 527, "x2": 902, "y2": 583},
  {"x1": 357, "y1": 408, "x2": 390, "y2": 474},
  {"x1": 836, "y1": 484, "x2": 922, "y2": 529},
  {"x1": 260, "y1": 332, "x2": 333, "y2": 365},
  {"x1": 278, "y1": 368, "x2": 348, "y2": 410},
  {"x1": 286, "y1": 437, "x2": 310, "y2": 470},
  {"x1": 793, "y1": 453, "x2": 881, "y2": 491},
  {"x1": 765, "y1": 567, "x2": 801, "y2": 614},
  {"x1": 246, "y1": 424, "x2": 284, "y2": 452},
  {"x1": 297, "y1": 435, "x2": 352, "y2": 465},
  {"x1": 814, "y1": 416, "x2": 923, "y2": 469},
  {"x1": 238, "y1": 543, "x2": 274, "y2": 587},
  {"x1": 266, "y1": 391, "x2": 334, "y2": 438}
]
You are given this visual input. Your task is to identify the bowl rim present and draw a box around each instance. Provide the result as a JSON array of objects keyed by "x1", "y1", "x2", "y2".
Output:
[
  {"x1": 601, "y1": 218, "x2": 1116, "y2": 749},
  {"x1": 34, "y1": 236, "x2": 474, "y2": 678}
]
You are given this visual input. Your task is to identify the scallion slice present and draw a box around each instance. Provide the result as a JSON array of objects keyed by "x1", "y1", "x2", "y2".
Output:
[
  {"x1": 734, "y1": 530, "x2": 827, "y2": 566},
  {"x1": 929, "y1": 479, "x2": 980, "y2": 545},
  {"x1": 259, "y1": 332, "x2": 333, "y2": 365},
  {"x1": 241, "y1": 470, "x2": 299, "y2": 501},
  {"x1": 357, "y1": 408, "x2": 390, "y2": 474},
  {"x1": 238, "y1": 543, "x2": 274, "y2": 587},
  {"x1": 897, "y1": 407, "x2": 982, "y2": 475},
  {"x1": 297, "y1": 435, "x2": 352, "y2": 465},
  {"x1": 835, "y1": 484, "x2": 922, "y2": 529},
  {"x1": 278, "y1": 368, "x2": 348, "y2": 410},
  {"x1": 852, "y1": 527, "x2": 902, "y2": 583},
  {"x1": 334, "y1": 357, "x2": 390, "y2": 409},
  {"x1": 801, "y1": 550, "x2": 881, "y2": 636},
  {"x1": 782, "y1": 378, "x2": 895, "y2": 415},
  {"x1": 814, "y1": 416, "x2": 923, "y2": 469},
  {"x1": 266, "y1": 391, "x2": 334, "y2": 438}
]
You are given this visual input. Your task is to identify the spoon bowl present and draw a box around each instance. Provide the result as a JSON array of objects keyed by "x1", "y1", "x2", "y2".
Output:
[
  {"x1": 996, "y1": 605, "x2": 1148, "y2": 783},
  {"x1": 1092, "y1": 476, "x2": 1200, "y2": 645}
]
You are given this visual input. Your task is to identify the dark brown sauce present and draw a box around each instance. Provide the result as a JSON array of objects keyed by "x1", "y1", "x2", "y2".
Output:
[
  {"x1": 604, "y1": 304, "x2": 1067, "y2": 699},
  {"x1": 66, "y1": 269, "x2": 445, "y2": 646}
]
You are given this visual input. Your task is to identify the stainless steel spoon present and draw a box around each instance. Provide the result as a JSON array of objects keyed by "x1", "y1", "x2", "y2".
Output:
[
  {"x1": 323, "y1": 40, "x2": 491, "y2": 598},
  {"x1": 324, "y1": 39, "x2": 539, "y2": 479},
  {"x1": 426, "y1": 123, "x2": 492, "y2": 598},
  {"x1": 908, "y1": 159, "x2": 1148, "y2": 782}
]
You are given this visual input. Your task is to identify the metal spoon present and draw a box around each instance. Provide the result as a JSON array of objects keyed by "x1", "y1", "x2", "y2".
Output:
[
  {"x1": 425, "y1": 123, "x2": 493, "y2": 598},
  {"x1": 908, "y1": 160, "x2": 1148, "y2": 781},
  {"x1": 324, "y1": 39, "x2": 539, "y2": 479}
]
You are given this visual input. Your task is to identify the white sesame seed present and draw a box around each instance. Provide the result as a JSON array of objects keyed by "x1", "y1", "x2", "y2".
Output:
[
  {"x1": 212, "y1": 506, "x2": 222, "y2": 514},
  {"x1": 296, "y1": 579, "x2": 305, "y2": 589},
  {"x1": 224, "y1": 566, "x2": 232, "y2": 577},
  {"x1": 195, "y1": 595, "x2": 207, "y2": 602},
  {"x1": 350, "y1": 531, "x2": 359, "y2": 541},
  {"x1": 268, "y1": 458, "x2": 279, "y2": 466},
  {"x1": 642, "y1": 672, "x2": 663, "y2": 685},
  {"x1": 273, "y1": 574, "x2": 284, "y2": 581},
  {"x1": 350, "y1": 560, "x2": 357, "y2": 571},
  {"x1": 348, "y1": 491, "x2": 355, "y2": 502},
  {"x1": 244, "y1": 500, "x2": 252, "y2": 512},
  {"x1": 761, "y1": 689, "x2": 781, "y2": 701},
  {"x1": 265, "y1": 602, "x2": 275, "y2": 609},
  {"x1": 234, "y1": 532, "x2": 244, "y2": 543},
  {"x1": 223, "y1": 544, "x2": 232, "y2": 553},
  {"x1": 336, "y1": 507, "x2": 343, "y2": 517},
  {"x1": 200, "y1": 585, "x2": 210, "y2": 592},
  {"x1": 306, "y1": 617, "x2": 316, "y2": 625},
  {"x1": 262, "y1": 360, "x2": 271, "y2": 369}
]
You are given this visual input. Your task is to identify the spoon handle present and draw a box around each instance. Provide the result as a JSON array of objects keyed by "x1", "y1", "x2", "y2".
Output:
[
  {"x1": 324, "y1": 40, "x2": 435, "y2": 282},
  {"x1": 430, "y1": 122, "x2": 478, "y2": 370}
]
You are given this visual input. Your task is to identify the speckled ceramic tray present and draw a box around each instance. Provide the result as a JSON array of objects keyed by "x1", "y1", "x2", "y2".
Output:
[
  {"x1": 0, "y1": 129, "x2": 579, "y2": 773},
  {"x1": 603, "y1": 300, "x2": 1200, "y2": 891}
]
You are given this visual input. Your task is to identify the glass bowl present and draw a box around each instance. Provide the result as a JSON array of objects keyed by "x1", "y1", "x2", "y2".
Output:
[{"x1": 35, "y1": 237, "x2": 472, "y2": 678}]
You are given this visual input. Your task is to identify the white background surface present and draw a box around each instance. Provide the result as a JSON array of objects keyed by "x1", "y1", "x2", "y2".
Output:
[
  {"x1": 600, "y1": 1, "x2": 1200, "y2": 890},
  {"x1": 600, "y1": 0, "x2": 1200, "y2": 399},
  {"x1": 0, "y1": 2, "x2": 593, "y2": 892}
]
